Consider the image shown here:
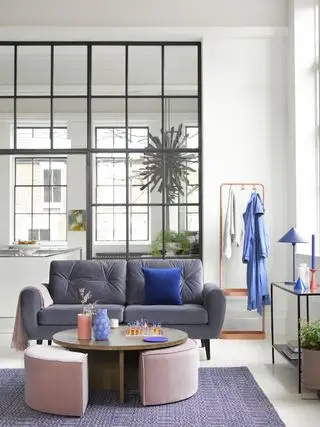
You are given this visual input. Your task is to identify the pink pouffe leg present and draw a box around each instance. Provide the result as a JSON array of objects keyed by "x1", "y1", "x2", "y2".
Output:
[
  {"x1": 24, "y1": 345, "x2": 88, "y2": 417},
  {"x1": 139, "y1": 338, "x2": 199, "y2": 406}
]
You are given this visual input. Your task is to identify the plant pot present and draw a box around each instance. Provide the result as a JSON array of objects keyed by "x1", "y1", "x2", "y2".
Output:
[
  {"x1": 302, "y1": 348, "x2": 320, "y2": 389},
  {"x1": 93, "y1": 308, "x2": 111, "y2": 341},
  {"x1": 77, "y1": 313, "x2": 92, "y2": 340}
]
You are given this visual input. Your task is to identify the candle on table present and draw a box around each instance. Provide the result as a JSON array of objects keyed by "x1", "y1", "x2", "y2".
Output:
[{"x1": 311, "y1": 234, "x2": 315, "y2": 269}]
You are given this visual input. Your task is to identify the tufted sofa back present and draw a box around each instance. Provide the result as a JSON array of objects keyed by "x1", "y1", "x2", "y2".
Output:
[
  {"x1": 48, "y1": 260, "x2": 127, "y2": 304},
  {"x1": 126, "y1": 259, "x2": 203, "y2": 305}
]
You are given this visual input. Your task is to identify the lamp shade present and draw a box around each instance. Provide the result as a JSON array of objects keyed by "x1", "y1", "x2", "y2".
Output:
[{"x1": 278, "y1": 227, "x2": 308, "y2": 244}]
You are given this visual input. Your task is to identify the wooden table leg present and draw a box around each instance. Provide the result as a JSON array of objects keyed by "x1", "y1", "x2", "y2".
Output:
[{"x1": 119, "y1": 350, "x2": 125, "y2": 403}]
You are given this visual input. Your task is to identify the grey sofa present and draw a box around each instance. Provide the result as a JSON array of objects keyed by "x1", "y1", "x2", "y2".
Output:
[{"x1": 20, "y1": 259, "x2": 226, "y2": 360}]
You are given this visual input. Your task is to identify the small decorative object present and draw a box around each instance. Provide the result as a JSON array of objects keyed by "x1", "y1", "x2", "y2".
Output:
[
  {"x1": 297, "y1": 263, "x2": 310, "y2": 288},
  {"x1": 300, "y1": 319, "x2": 320, "y2": 389},
  {"x1": 77, "y1": 288, "x2": 97, "y2": 340},
  {"x1": 310, "y1": 234, "x2": 317, "y2": 290},
  {"x1": 310, "y1": 267, "x2": 317, "y2": 291},
  {"x1": 139, "y1": 124, "x2": 196, "y2": 203},
  {"x1": 125, "y1": 319, "x2": 163, "y2": 337},
  {"x1": 143, "y1": 336, "x2": 168, "y2": 343},
  {"x1": 93, "y1": 308, "x2": 111, "y2": 341},
  {"x1": 278, "y1": 227, "x2": 308, "y2": 283},
  {"x1": 294, "y1": 277, "x2": 306, "y2": 292},
  {"x1": 77, "y1": 313, "x2": 92, "y2": 340},
  {"x1": 68, "y1": 209, "x2": 87, "y2": 231},
  {"x1": 13, "y1": 240, "x2": 40, "y2": 256},
  {"x1": 110, "y1": 318, "x2": 119, "y2": 329}
]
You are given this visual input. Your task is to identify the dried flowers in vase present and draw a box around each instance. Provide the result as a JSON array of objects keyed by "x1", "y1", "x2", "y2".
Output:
[{"x1": 79, "y1": 288, "x2": 98, "y2": 316}]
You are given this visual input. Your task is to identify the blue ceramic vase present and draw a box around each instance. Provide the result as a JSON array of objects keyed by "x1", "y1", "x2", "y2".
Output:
[{"x1": 93, "y1": 308, "x2": 111, "y2": 341}]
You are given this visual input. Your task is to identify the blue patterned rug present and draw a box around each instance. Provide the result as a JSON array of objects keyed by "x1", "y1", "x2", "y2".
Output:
[{"x1": 0, "y1": 367, "x2": 284, "y2": 427}]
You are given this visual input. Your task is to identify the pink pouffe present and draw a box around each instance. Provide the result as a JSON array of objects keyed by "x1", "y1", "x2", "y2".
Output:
[
  {"x1": 24, "y1": 345, "x2": 88, "y2": 417},
  {"x1": 139, "y1": 338, "x2": 199, "y2": 406}
]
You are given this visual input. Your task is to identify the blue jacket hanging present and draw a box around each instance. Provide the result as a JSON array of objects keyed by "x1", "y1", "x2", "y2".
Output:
[{"x1": 242, "y1": 192, "x2": 270, "y2": 315}]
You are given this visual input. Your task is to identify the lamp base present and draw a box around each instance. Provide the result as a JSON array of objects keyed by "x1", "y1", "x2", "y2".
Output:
[{"x1": 310, "y1": 268, "x2": 317, "y2": 291}]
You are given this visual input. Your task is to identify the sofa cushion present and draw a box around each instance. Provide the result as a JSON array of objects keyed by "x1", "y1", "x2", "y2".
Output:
[
  {"x1": 48, "y1": 260, "x2": 127, "y2": 304},
  {"x1": 38, "y1": 304, "x2": 124, "y2": 326},
  {"x1": 127, "y1": 259, "x2": 203, "y2": 305},
  {"x1": 124, "y1": 304, "x2": 208, "y2": 325},
  {"x1": 143, "y1": 267, "x2": 183, "y2": 305}
]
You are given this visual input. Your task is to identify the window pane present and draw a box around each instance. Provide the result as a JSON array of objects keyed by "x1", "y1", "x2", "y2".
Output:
[
  {"x1": 131, "y1": 214, "x2": 148, "y2": 241},
  {"x1": 15, "y1": 158, "x2": 32, "y2": 185},
  {"x1": 92, "y1": 46, "x2": 125, "y2": 96},
  {"x1": 43, "y1": 186, "x2": 50, "y2": 203},
  {"x1": 93, "y1": 99, "x2": 125, "y2": 148},
  {"x1": 114, "y1": 187, "x2": 126, "y2": 204},
  {"x1": 51, "y1": 158, "x2": 67, "y2": 185},
  {"x1": 52, "y1": 186, "x2": 61, "y2": 203},
  {"x1": 114, "y1": 213, "x2": 126, "y2": 241},
  {"x1": 15, "y1": 187, "x2": 32, "y2": 213},
  {"x1": 43, "y1": 169, "x2": 50, "y2": 185},
  {"x1": 50, "y1": 215, "x2": 67, "y2": 241},
  {"x1": 97, "y1": 186, "x2": 114, "y2": 204},
  {"x1": 16, "y1": 100, "x2": 51, "y2": 148},
  {"x1": 129, "y1": 152, "x2": 149, "y2": 204},
  {"x1": 15, "y1": 214, "x2": 31, "y2": 241},
  {"x1": 164, "y1": 45, "x2": 198, "y2": 96},
  {"x1": 54, "y1": 46, "x2": 87, "y2": 96},
  {"x1": 0, "y1": 46, "x2": 14, "y2": 96},
  {"x1": 33, "y1": 214, "x2": 49, "y2": 235},
  {"x1": 17, "y1": 46, "x2": 50, "y2": 95},
  {"x1": 128, "y1": 46, "x2": 161, "y2": 96},
  {"x1": 53, "y1": 99, "x2": 84, "y2": 148},
  {"x1": 128, "y1": 99, "x2": 161, "y2": 148},
  {"x1": 96, "y1": 214, "x2": 113, "y2": 241}
]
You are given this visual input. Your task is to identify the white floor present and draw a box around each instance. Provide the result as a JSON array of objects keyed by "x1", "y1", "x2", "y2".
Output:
[{"x1": 1, "y1": 335, "x2": 319, "y2": 426}]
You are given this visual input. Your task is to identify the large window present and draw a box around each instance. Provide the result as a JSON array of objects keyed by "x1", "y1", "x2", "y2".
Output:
[{"x1": 14, "y1": 157, "x2": 67, "y2": 242}]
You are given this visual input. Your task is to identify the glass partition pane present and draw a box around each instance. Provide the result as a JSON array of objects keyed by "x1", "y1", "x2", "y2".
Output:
[
  {"x1": 92, "y1": 46, "x2": 125, "y2": 96},
  {"x1": 128, "y1": 46, "x2": 161, "y2": 96},
  {"x1": 0, "y1": 99, "x2": 13, "y2": 148},
  {"x1": 54, "y1": 46, "x2": 87, "y2": 96},
  {"x1": 17, "y1": 46, "x2": 51, "y2": 95},
  {"x1": 0, "y1": 46, "x2": 14, "y2": 95},
  {"x1": 164, "y1": 45, "x2": 198, "y2": 96},
  {"x1": 92, "y1": 98, "x2": 125, "y2": 148},
  {"x1": 53, "y1": 98, "x2": 86, "y2": 148}
]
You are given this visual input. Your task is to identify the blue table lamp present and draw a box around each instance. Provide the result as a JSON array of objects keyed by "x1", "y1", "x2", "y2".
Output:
[{"x1": 278, "y1": 227, "x2": 308, "y2": 284}]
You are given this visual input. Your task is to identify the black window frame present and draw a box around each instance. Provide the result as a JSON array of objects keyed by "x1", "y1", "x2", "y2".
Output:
[
  {"x1": 0, "y1": 41, "x2": 202, "y2": 259},
  {"x1": 14, "y1": 155, "x2": 68, "y2": 242}
]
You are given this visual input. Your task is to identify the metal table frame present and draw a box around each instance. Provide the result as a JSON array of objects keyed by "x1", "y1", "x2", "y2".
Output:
[{"x1": 271, "y1": 282, "x2": 320, "y2": 393}]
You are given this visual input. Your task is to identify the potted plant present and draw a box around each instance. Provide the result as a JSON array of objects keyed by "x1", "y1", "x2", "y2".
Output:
[
  {"x1": 150, "y1": 231, "x2": 192, "y2": 257},
  {"x1": 300, "y1": 319, "x2": 320, "y2": 389},
  {"x1": 77, "y1": 288, "x2": 97, "y2": 340}
]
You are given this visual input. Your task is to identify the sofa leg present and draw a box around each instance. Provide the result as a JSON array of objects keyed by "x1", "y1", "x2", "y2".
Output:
[
  {"x1": 48, "y1": 340, "x2": 52, "y2": 346},
  {"x1": 36, "y1": 340, "x2": 43, "y2": 345},
  {"x1": 204, "y1": 339, "x2": 211, "y2": 360},
  {"x1": 201, "y1": 339, "x2": 205, "y2": 348}
]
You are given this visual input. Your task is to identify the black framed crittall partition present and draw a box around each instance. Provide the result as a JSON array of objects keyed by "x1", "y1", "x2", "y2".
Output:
[{"x1": 0, "y1": 42, "x2": 202, "y2": 260}]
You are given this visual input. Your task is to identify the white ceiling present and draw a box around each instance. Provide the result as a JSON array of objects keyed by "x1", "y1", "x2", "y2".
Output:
[{"x1": 0, "y1": 0, "x2": 288, "y2": 27}]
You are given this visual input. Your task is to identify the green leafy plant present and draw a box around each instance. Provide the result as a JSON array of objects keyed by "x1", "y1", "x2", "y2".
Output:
[
  {"x1": 300, "y1": 319, "x2": 320, "y2": 351},
  {"x1": 150, "y1": 230, "x2": 192, "y2": 256}
]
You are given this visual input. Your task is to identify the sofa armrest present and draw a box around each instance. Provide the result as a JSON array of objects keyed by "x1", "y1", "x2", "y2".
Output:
[
  {"x1": 203, "y1": 283, "x2": 226, "y2": 338},
  {"x1": 20, "y1": 288, "x2": 42, "y2": 338}
]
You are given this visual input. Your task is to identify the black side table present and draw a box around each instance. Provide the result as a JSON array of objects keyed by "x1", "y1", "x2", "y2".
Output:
[{"x1": 271, "y1": 282, "x2": 320, "y2": 393}]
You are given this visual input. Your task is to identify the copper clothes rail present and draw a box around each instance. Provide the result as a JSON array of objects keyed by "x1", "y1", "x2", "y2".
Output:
[{"x1": 219, "y1": 182, "x2": 265, "y2": 339}]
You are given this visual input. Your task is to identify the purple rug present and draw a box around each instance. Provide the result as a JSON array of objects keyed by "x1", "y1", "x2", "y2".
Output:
[{"x1": 0, "y1": 367, "x2": 284, "y2": 426}]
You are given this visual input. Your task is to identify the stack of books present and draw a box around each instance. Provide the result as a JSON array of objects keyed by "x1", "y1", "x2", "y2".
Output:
[{"x1": 282, "y1": 340, "x2": 300, "y2": 360}]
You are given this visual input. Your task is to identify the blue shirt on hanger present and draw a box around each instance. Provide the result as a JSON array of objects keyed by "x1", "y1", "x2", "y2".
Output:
[{"x1": 242, "y1": 192, "x2": 270, "y2": 315}]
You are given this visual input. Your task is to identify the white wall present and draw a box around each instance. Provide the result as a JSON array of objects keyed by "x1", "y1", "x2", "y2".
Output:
[{"x1": 0, "y1": 0, "x2": 288, "y2": 27}]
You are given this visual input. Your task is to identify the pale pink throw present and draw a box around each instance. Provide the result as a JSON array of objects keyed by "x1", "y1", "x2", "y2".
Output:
[{"x1": 11, "y1": 284, "x2": 53, "y2": 351}]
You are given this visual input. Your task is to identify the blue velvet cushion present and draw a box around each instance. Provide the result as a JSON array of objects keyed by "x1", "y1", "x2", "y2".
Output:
[{"x1": 142, "y1": 267, "x2": 183, "y2": 305}]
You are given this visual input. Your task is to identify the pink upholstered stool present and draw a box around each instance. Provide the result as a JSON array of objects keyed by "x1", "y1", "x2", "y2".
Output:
[
  {"x1": 24, "y1": 345, "x2": 88, "y2": 417},
  {"x1": 139, "y1": 338, "x2": 199, "y2": 406}
]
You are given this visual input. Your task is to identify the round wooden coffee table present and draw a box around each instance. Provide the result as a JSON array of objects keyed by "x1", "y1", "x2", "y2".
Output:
[{"x1": 53, "y1": 326, "x2": 187, "y2": 403}]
